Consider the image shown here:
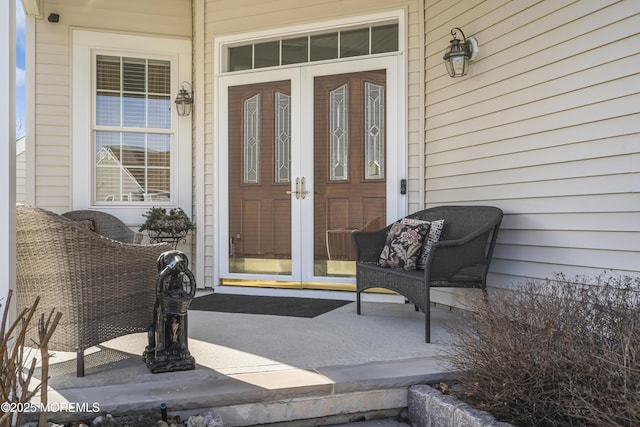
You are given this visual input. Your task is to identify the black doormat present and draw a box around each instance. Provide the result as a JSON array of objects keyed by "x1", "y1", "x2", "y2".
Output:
[{"x1": 188, "y1": 293, "x2": 351, "y2": 318}]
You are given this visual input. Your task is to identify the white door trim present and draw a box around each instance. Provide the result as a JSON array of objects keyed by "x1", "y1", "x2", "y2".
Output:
[
  {"x1": 300, "y1": 56, "x2": 404, "y2": 284},
  {"x1": 212, "y1": 8, "x2": 407, "y2": 288},
  {"x1": 214, "y1": 54, "x2": 405, "y2": 287}
]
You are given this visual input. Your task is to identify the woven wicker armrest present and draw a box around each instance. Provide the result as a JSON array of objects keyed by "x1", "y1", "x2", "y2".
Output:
[{"x1": 426, "y1": 217, "x2": 501, "y2": 279}]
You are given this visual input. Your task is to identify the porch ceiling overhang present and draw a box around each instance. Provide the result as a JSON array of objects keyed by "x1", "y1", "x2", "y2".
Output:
[{"x1": 21, "y1": 0, "x2": 41, "y2": 16}]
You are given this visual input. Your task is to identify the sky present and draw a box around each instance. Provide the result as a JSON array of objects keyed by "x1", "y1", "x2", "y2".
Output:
[{"x1": 16, "y1": 0, "x2": 26, "y2": 138}]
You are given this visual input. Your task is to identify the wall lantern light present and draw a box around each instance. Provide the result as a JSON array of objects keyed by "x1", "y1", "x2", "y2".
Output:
[
  {"x1": 443, "y1": 27, "x2": 479, "y2": 77},
  {"x1": 175, "y1": 82, "x2": 194, "y2": 117}
]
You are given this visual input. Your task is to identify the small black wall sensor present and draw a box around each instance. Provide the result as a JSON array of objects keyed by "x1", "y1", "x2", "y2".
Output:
[{"x1": 48, "y1": 13, "x2": 60, "y2": 23}]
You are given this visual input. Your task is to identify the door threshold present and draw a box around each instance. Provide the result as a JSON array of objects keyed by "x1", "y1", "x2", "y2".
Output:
[{"x1": 214, "y1": 285, "x2": 405, "y2": 304}]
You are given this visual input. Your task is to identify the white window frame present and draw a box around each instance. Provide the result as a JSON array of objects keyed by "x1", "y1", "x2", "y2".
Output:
[
  {"x1": 215, "y1": 10, "x2": 404, "y2": 75},
  {"x1": 72, "y1": 29, "x2": 192, "y2": 224}
]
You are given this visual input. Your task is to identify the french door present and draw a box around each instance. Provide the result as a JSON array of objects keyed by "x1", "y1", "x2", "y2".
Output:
[{"x1": 218, "y1": 57, "x2": 403, "y2": 289}]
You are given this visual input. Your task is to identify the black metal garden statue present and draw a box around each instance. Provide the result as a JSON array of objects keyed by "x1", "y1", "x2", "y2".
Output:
[{"x1": 143, "y1": 250, "x2": 197, "y2": 373}]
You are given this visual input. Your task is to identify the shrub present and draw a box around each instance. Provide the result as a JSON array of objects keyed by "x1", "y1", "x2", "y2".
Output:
[
  {"x1": 445, "y1": 273, "x2": 640, "y2": 426},
  {"x1": 140, "y1": 207, "x2": 195, "y2": 235},
  {"x1": 1, "y1": 291, "x2": 60, "y2": 427}
]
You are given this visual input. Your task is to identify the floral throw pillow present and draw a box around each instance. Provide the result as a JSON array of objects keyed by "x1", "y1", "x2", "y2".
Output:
[
  {"x1": 378, "y1": 219, "x2": 430, "y2": 270},
  {"x1": 417, "y1": 219, "x2": 445, "y2": 270}
]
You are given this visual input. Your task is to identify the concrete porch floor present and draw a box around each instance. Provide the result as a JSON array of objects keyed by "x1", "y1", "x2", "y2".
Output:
[{"x1": 32, "y1": 289, "x2": 467, "y2": 426}]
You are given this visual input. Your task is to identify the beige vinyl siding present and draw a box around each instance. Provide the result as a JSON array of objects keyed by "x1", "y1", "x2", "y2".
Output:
[
  {"x1": 203, "y1": 0, "x2": 423, "y2": 287},
  {"x1": 34, "y1": 24, "x2": 69, "y2": 210},
  {"x1": 424, "y1": 0, "x2": 640, "y2": 305},
  {"x1": 32, "y1": 0, "x2": 191, "y2": 213},
  {"x1": 16, "y1": 138, "x2": 25, "y2": 203}
]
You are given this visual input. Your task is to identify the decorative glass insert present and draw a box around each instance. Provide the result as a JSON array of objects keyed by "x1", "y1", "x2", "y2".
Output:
[
  {"x1": 94, "y1": 55, "x2": 172, "y2": 203},
  {"x1": 329, "y1": 84, "x2": 348, "y2": 181},
  {"x1": 244, "y1": 94, "x2": 260, "y2": 184},
  {"x1": 275, "y1": 92, "x2": 291, "y2": 183},
  {"x1": 364, "y1": 82, "x2": 384, "y2": 180},
  {"x1": 227, "y1": 23, "x2": 399, "y2": 72}
]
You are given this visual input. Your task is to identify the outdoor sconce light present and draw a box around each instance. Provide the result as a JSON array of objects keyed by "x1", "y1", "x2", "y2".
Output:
[
  {"x1": 174, "y1": 82, "x2": 194, "y2": 117},
  {"x1": 443, "y1": 27, "x2": 479, "y2": 78}
]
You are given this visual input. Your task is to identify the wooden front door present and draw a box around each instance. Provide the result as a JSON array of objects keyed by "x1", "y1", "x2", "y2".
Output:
[
  {"x1": 222, "y1": 64, "x2": 392, "y2": 287},
  {"x1": 313, "y1": 70, "x2": 387, "y2": 271},
  {"x1": 228, "y1": 80, "x2": 293, "y2": 275}
]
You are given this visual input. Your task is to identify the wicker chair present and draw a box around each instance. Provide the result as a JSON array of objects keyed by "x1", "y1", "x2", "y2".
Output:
[
  {"x1": 62, "y1": 209, "x2": 143, "y2": 244},
  {"x1": 15, "y1": 205, "x2": 173, "y2": 376},
  {"x1": 353, "y1": 205, "x2": 503, "y2": 343}
]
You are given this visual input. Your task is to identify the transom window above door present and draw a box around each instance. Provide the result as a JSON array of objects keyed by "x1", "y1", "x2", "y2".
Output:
[{"x1": 226, "y1": 23, "x2": 398, "y2": 72}]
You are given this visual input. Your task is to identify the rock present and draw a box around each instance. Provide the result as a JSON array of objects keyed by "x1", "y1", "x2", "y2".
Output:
[
  {"x1": 187, "y1": 415, "x2": 206, "y2": 427},
  {"x1": 200, "y1": 411, "x2": 224, "y2": 427},
  {"x1": 92, "y1": 414, "x2": 115, "y2": 426}
]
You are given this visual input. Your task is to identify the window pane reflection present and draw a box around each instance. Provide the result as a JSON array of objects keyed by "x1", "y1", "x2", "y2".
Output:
[
  {"x1": 341, "y1": 28, "x2": 369, "y2": 58},
  {"x1": 229, "y1": 45, "x2": 252, "y2": 71},
  {"x1": 310, "y1": 33, "x2": 338, "y2": 61},
  {"x1": 282, "y1": 37, "x2": 308, "y2": 65},
  {"x1": 255, "y1": 41, "x2": 280, "y2": 69},
  {"x1": 372, "y1": 24, "x2": 398, "y2": 54}
]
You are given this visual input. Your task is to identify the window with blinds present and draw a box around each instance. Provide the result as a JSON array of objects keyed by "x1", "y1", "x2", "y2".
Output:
[{"x1": 94, "y1": 55, "x2": 172, "y2": 203}]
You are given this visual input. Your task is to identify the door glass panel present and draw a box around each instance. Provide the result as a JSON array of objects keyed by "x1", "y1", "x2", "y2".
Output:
[
  {"x1": 329, "y1": 84, "x2": 348, "y2": 181},
  {"x1": 275, "y1": 92, "x2": 291, "y2": 183},
  {"x1": 314, "y1": 71, "x2": 387, "y2": 278},
  {"x1": 244, "y1": 94, "x2": 260, "y2": 184},
  {"x1": 229, "y1": 82, "x2": 292, "y2": 275},
  {"x1": 364, "y1": 82, "x2": 384, "y2": 180}
]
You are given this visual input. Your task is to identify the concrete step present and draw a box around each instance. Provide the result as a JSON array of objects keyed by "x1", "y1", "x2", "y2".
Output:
[{"x1": 35, "y1": 356, "x2": 456, "y2": 426}]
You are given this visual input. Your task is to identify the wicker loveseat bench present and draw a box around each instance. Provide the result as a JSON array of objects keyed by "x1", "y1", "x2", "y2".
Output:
[
  {"x1": 353, "y1": 205, "x2": 503, "y2": 343},
  {"x1": 15, "y1": 205, "x2": 173, "y2": 376}
]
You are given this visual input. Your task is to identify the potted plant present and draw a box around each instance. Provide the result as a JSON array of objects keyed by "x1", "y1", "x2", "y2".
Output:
[{"x1": 140, "y1": 207, "x2": 195, "y2": 248}]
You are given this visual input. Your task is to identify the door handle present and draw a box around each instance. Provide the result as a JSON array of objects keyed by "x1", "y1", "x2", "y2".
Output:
[
  {"x1": 286, "y1": 177, "x2": 309, "y2": 199},
  {"x1": 286, "y1": 177, "x2": 301, "y2": 199},
  {"x1": 300, "y1": 177, "x2": 309, "y2": 199}
]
